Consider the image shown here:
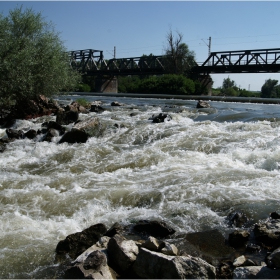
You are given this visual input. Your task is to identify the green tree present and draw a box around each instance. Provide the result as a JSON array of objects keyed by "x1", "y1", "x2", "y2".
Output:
[
  {"x1": 222, "y1": 77, "x2": 236, "y2": 89},
  {"x1": 0, "y1": 6, "x2": 80, "y2": 109},
  {"x1": 164, "y1": 29, "x2": 196, "y2": 76},
  {"x1": 261, "y1": 79, "x2": 279, "y2": 98}
]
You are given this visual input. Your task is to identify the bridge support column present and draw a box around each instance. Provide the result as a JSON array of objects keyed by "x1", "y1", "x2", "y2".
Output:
[
  {"x1": 95, "y1": 76, "x2": 118, "y2": 93},
  {"x1": 196, "y1": 74, "x2": 213, "y2": 96}
]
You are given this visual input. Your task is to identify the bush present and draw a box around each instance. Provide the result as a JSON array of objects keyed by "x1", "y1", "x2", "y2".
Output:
[{"x1": 0, "y1": 6, "x2": 80, "y2": 108}]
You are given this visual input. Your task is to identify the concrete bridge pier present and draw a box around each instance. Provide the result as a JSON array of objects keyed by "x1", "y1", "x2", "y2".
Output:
[
  {"x1": 191, "y1": 74, "x2": 213, "y2": 96},
  {"x1": 95, "y1": 75, "x2": 118, "y2": 93}
]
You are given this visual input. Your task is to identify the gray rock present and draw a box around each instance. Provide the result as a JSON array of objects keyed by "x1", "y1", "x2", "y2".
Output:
[
  {"x1": 73, "y1": 117, "x2": 103, "y2": 138},
  {"x1": 142, "y1": 236, "x2": 164, "y2": 252},
  {"x1": 233, "y1": 266, "x2": 280, "y2": 279},
  {"x1": 254, "y1": 219, "x2": 280, "y2": 248},
  {"x1": 107, "y1": 234, "x2": 139, "y2": 273},
  {"x1": 233, "y1": 255, "x2": 246, "y2": 267},
  {"x1": 228, "y1": 230, "x2": 250, "y2": 248},
  {"x1": 65, "y1": 250, "x2": 117, "y2": 279},
  {"x1": 161, "y1": 242, "x2": 178, "y2": 256},
  {"x1": 132, "y1": 247, "x2": 216, "y2": 279},
  {"x1": 267, "y1": 247, "x2": 280, "y2": 268}
]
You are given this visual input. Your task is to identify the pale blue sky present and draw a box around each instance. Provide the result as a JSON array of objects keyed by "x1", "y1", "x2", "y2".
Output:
[{"x1": 1, "y1": 1, "x2": 280, "y2": 91}]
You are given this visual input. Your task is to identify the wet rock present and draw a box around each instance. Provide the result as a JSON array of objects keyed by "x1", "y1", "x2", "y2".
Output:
[
  {"x1": 267, "y1": 247, "x2": 280, "y2": 268},
  {"x1": 56, "y1": 108, "x2": 79, "y2": 125},
  {"x1": 45, "y1": 121, "x2": 65, "y2": 135},
  {"x1": 218, "y1": 261, "x2": 234, "y2": 279},
  {"x1": 105, "y1": 222, "x2": 124, "y2": 237},
  {"x1": 227, "y1": 211, "x2": 249, "y2": 227},
  {"x1": 65, "y1": 250, "x2": 117, "y2": 279},
  {"x1": 133, "y1": 220, "x2": 176, "y2": 238},
  {"x1": 270, "y1": 212, "x2": 280, "y2": 219},
  {"x1": 246, "y1": 243, "x2": 261, "y2": 253},
  {"x1": 253, "y1": 219, "x2": 280, "y2": 248},
  {"x1": 196, "y1": 100, "x2": 210, "y2": 108},
  {"x1": 149, "y1": 113, "x2": 172, "y2": 123},
  {"x1": 58, "y1": 129, "x2": 88, "y2": 144},
  {"x1": 161, "y1": 242, "x2": 178, "y2": 256},
  {"x1": 73, "y1": 117, "x2": 103, "y2": 138},
  {"x1": 55, "y1": 223, "x2": 107, "y2": 259},
  {"x1": 0, "y1": 141, "x2": 6, "y2": 153},
  {"x1": 233, "y1": 266, "x2": 280, "y2": 279},
  {"x1": 107, "y1": 234, "x2": 139, "y2": 274},
  {"x1": 24, "y1": 129, "x2": 37, "y2": 140},
  {"x1": 228, "y1": 230, "x2": 250, "y2": 248},
  {"x1": 132, "y1": 247, "x2": 216, "y2": 279},
  {"x1": 183, "y1": 229, "x2": 235, "y2": 265},
  {"x1": 90, "y1": 101, "x2": 105, "y2": 113},
  {"x1": 6, "y1": 128, "x2": 23, "y2": 139},
  {"x1": 142, "y1": 236, "x2": 164, "y2": 252},
  {"x1": 43, "y1": 128, "x2": 60, "y2": 142},
  {"x1": 233, "y1": 255, "x2": 246, "y2": 267},
  {"x1": 74, "y1": 236, "x2": 110, "y2": 264},
  {"x1": 111, "y1": 101, "x2": 123, "y2": 106}
]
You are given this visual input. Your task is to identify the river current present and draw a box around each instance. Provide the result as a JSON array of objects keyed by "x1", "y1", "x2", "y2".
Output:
[{"x1": 1, "y1": 95, "x2": 280, "y2": 278}]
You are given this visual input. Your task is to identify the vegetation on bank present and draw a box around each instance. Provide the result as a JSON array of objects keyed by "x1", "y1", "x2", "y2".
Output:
[{"x1": 0, "y1": 6, "x2": 80, "y2": 111}]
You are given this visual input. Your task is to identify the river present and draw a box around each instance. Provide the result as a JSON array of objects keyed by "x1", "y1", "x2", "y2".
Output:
[{"x1": 1, "y1": 95, "x2": 280, "y2": 278}]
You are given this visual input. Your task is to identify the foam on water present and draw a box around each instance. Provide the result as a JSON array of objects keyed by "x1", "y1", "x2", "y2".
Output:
[{"x1": 1, "y1": 98, "x2": 280, "y2": 278}]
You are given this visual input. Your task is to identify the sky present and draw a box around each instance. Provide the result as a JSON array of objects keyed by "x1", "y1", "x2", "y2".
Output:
[{"x1": 1, "y1": 1, "x2": 280, "y2": 91}]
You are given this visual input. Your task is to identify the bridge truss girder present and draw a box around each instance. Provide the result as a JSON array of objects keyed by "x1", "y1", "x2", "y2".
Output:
[
  {"x1": 69, "y1": 49, "x2": 167, "y2": 76},
  {"x1": 192, "y1": 48, "x2": 280, "y2": 74}
]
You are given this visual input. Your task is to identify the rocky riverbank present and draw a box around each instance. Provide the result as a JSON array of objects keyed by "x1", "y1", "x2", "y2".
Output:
[{"x1": 55, "y1": 213, "x2": 280, "y2": 279}]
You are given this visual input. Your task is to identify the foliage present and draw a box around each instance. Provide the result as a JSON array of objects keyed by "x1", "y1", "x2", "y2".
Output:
[
  {"x1": 118, "y1": 76, "x2": 141, "y2": 93},
  {"x1": 77, "y1": 83, "x2": 91, "y2": 92},
  {"x1": 164, "y1": 29, "x2": 196, "y2": 76},
  {"x1": 75, "y1": 98, "x2": 91, "y2": 108},
  {"x1": 261, "y1": 79, "x2": 280, "y2": 98},
  {"x1": 222, "y1": 77, "x2": 236, "y2": 89},
  {"x1": 0, "y1": 6, "x2": 81, "y2": 109},
  {"x1": 136, "y1": 74, "x2": 195, "y2": 95}
]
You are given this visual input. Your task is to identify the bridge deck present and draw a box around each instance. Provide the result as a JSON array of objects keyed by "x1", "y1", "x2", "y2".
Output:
[{"x1": 69, "y1": 48, "x2": 280, "y2": 75}]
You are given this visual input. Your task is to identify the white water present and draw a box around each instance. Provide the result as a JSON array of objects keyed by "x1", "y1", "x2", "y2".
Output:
[{"x1": 1, "y1": 96, "x2": 280, "y2": 278}]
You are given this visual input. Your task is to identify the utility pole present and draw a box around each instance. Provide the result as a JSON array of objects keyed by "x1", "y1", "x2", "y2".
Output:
[
  {"x1": 114, "y1": 46, "x2": 116, "y2": 59},
  {"x1": 201, "y1": 36, "x2": 211, "y2": 65}
]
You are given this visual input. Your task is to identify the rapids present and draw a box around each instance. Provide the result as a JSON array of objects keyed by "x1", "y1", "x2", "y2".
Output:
[{"x1": 1, "y1": 95, "x2": 280, "y2": 278}]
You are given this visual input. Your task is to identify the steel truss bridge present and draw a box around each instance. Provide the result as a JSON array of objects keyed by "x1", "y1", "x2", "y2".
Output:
[{"x1": 69, "y1": 48, "x2": 280, "y2": 76}]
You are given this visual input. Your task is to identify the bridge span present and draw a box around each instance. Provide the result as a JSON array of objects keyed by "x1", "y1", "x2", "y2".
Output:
[{"x1": 69, "y1": 48, "x2": 280, "y2": 93}]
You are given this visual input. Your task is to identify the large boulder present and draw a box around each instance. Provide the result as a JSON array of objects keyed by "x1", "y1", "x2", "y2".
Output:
[
  {"x1": 55, "y1": 223, "x2": 107, "y2": 259},
  {"x1": 132, "y1": 220, "x2": 175, "y2": 238},
  {"x1": 73, "y1": 117, "x2": 103, "y2": 138},
  {"x1": 253, "y1": 219, "x2": 280, "y2": 248},
  {"x1": 183, "y1": 229, "x2": 235, "y2": 266},
  {"x1": 58, "y1": 129, "x2": 88, "y2": 144},
  {"x1": 56, "y1": 108, "x2": 79, "y2": 125},
  {"x1": 6, "y1": 128, "x2": 23, "y2": 139},
  {"x1": 132, "y1": 247, "x2": 216, "y2": 279},
  {"x1": 107, "y1": 234, "x2": 139, "y2": 274},
  {"x1": 267, "y1": 247, "x2": 280, "y2": 268}
]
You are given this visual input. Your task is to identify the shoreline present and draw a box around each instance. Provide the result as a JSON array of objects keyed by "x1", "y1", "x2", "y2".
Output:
[{"x1": 67, "y1": 92, "x2": 280, "y2": 105}]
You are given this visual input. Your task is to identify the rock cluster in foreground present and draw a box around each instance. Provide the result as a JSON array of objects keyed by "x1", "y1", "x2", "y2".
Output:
[{"x1": 55, "y1": 213, "x2": 280, "y2": 279}]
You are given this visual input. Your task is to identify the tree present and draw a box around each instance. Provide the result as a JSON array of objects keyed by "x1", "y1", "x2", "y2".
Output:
[
  {"x1": 164, "y1": 29, "x2": 196, "y2": 76},
  {"x1": 222, "y1": 77, "x2": 236, "y2": 89},
  {"x1": 220, "y1": 77, "x2": 238, "y2": 96},
  {"x1": 0, "y1": 6, "x2": 80, "y2": 109},
  {"x1": 261, "y1": 79, "x2": 279, "y2": 98}
]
